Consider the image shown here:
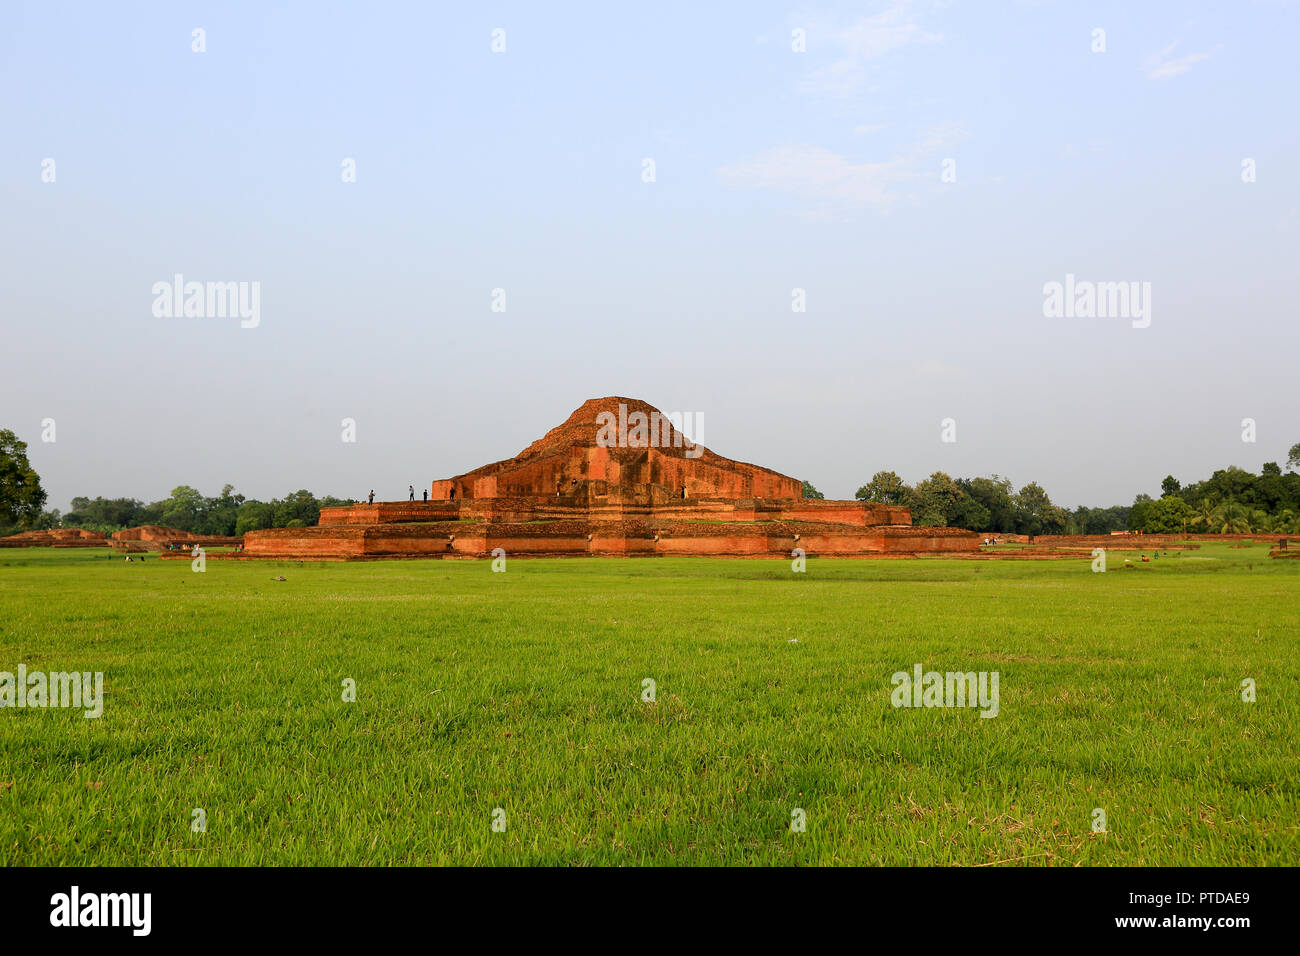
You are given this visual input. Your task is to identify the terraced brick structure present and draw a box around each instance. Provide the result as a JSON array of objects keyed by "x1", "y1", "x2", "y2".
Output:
[{"x1": 242, "y1": 397, "x2": 981, "y2": 559}]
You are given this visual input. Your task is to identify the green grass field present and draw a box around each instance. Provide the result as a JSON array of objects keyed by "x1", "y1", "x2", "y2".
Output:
[{"x1": 1, "y1": 543, "x2": 1296, "y2": 866}]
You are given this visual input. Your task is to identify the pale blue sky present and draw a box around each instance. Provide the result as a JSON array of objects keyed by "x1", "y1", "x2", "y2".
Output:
[{"x1": 3, "y1": 1, "x2": 1297, "y2": 509}]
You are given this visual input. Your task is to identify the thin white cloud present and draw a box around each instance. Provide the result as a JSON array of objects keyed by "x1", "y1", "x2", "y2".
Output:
[
  {"x1": 1144, "y1": 40, "x2": 1222, "y2": 80},
  {"x1": 912, "y1": 121, "x2": 966, "y2": 154},
  {"x1": 799, "y1": 3, "x2": 943, "y2": 97},
  {"x1": 838, "y1": 4, "x2": 941, "y2": 58},
  {"x1": 719, "y1": 145, "x2": 905, "y2": 205},
  {"x1": 718, "y1": 122, "x2": 967, "y2": 209}
]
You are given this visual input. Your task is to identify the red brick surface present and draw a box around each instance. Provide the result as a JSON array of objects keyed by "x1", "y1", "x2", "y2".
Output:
[{"x1": 111, "y1": 526, "x2": 242, "y2": 551}]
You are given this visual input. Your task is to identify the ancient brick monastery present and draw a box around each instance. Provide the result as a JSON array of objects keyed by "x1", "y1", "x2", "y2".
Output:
[{"x1": 239, "y1": 397, "x2": 980, "y2": 560}]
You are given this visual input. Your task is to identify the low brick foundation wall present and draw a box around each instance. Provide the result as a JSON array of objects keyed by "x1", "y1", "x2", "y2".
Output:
[{"x1": 241, "y1": 517, "x2": 981, "y2": 560}]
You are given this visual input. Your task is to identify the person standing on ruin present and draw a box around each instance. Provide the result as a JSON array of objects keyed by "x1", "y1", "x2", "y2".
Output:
[
  {"x1": 368, "y1": 490, "x2": 374, "y2": 505},
  {"x1": 409, "y1": 485, "x2": 415, "y2": 501},
  {"x1": 422, "y1": 489, "x2": 428, "y2": 502}
]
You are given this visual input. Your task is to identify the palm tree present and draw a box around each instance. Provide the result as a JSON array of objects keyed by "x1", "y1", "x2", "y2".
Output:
[
  {"x1": 1191, "y1": 497, "x2": 1219, "y2": 533},
  {"x1": 1218, "y1": 502, "x2": 1251, "y2": 534}
]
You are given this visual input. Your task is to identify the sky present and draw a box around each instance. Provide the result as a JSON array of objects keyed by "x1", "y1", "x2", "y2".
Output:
[{"x1": 2, "y1": 0, "x2": 1297, "y2": 511}]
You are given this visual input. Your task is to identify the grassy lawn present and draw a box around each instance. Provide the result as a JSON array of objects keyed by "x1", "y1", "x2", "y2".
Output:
[{"x1": 1, "y1": 543, "x2": 1296, "y2": 866}]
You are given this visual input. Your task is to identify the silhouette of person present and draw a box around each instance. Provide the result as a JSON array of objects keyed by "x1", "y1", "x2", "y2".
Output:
[
  {"x1": 368, "y1": 490, "x2": 374, "y2": 504},
  {"x1": 409, "y1": 485, "x2": 415, "y2": 501}
]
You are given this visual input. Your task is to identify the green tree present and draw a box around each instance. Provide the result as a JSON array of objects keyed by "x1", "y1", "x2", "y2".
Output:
[
  {"x1": 1190, "y1": 497, "x2": 1218, "y2": 533},
  {"x1": 912, "y1": 471, "x2": 993, "y2": 528},
  {"x1": 63, "y1": 496, "x2": 143, "y2": 531},
  {"x1": 159, "y1": 485, "x2": 205, "y2": 532},
  {"x1": 962, "y1": 476, "x2": 1017, "y2": 533},
  {"x1": 24, "y1": 507, "x2": 61, "y2": 531},
  {"x1": 1160, "y1": 475, "x2": 1181, "y2": 497},
  {"x1": 1205, "y1": 501, "x2": 1251, "y2": 533},
  {"x1": 235, "y1": 501, "x2": 275, "y2": 536},
  {"x1": 274, "y1": 490, "x2": 321, "y2": 527},
  {"x1": 1254, "y1": 469, "x2": 1288, "y2": 512},
  {"x1": 800, "y1": 480, "x2": 825, "y2": 500},
  {"x1": 912, "y1": 472, "x2": 960, "y2": 526},
  {"x1": 949, "y1": 496, "x2": 992, "y2": 532},
  {"x1": 1071, "y1": 504, "x2": 1130, "y2": 534},
  {"x1": 1133, "y1": 495, "x2": 1193, "y2": 533},
  {"x1": 856, "y1": 471, "x2": 910, "y2": 506},
  {"x1": 1288, "y1": 443, "x2": 1300, "y2": 472},
  {"x1": 0, "y1": 429, "x2": 47, "y2": 530},
  {"x1": 202, "y1": 483, "x2": 245, "y2": 536},
  {"x1": 1014, "y1": 482, "x2": 1065, "y2": 535},
  {"x1": 1222, "y1": 502, "x2": 1252, "y2": 533},
  {"x1": 1202, "y1": 467, "x2": 1258, "y2": 508}
]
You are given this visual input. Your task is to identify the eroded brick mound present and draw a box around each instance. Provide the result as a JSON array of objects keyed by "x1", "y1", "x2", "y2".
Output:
[
  {"x1": 433, "y1": 396, "x2": 801, "y2": 501},
  {"x1": 965, "y1": 532, "x2": 1288, "y2": 560},
  {"x1": 0, "y1": 528, "x2": 108, "y2": 548},
  {"x1": 112, "y1": 525, "x2": 191, "y2": 542},
  {"x1": 111, "y1": 526, "x2": 242, "y2": 551},
  {"x1": 1024, "y1": 533, "x2": 1277, "y2": 549}
]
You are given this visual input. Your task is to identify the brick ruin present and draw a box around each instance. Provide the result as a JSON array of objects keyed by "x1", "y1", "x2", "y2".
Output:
[
  {"x1": 0, "y1": 528, "x2": 108, "y2": 548},
  {"x1": 111, "y1": 526, "x2": 242, "y2": 552},
  {"x1": 241, "y1": 397, "x2": 982, "y2": 560}
]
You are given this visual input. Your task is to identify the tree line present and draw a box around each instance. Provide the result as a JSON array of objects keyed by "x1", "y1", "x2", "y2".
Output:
[
  {"x1": 848, "y1": 472, "x2": 1077, "y2": 535},
  {"x1": 1, "y1": 428, "x2": 357, "y2": 537},
  {"x1": 805, "y1": 443, "x2": 1300, "y2": 536},
  {"x1": 47, "y1": 486, "x2": 353, "y2": 537},
  {"x1": 1130, "y1": 461, "x2": 1300, "y2": 534}
]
